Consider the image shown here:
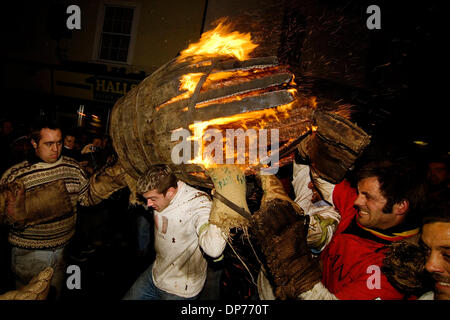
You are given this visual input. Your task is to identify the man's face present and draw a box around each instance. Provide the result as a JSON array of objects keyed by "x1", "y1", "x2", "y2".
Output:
[
  {"x1": 142, "y1": 189, "x2": 173, "y2": 212},
  {"x1": 33, "y1": 128, "x2": 63, "y2": 163},
  {"x1": 64, "y1": 135, "x2": 75, "y2": 149},
  {"x1": 428, "y1": 162, "x2": 448, "y2": 186},
  {"x1": 353, "y1": 176, "x2": 404, "y2": 230},
  {"x1": 92, "y1": 138, "x2": 102, "y2": 148},
  {"x1": 2, "y1": 121, "x2": 13, "y2": 135},
  {"x1": 421, "y1": 222, "x2": 450, "y2": 300}
]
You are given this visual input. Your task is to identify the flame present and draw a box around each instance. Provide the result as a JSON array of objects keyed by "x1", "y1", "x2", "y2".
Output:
[
  {"x1": 188, "y1": 100, "x2": 295, "y2": 168},
  {"x1": 180, "y1": 73, "x2": 204, "y2": 92},
  {"x1": 159, "y1": 21, "x2": 308, "y2": 169},
  {"x1": 178, "y1": 20, "x2": 258, "y2": 61}
]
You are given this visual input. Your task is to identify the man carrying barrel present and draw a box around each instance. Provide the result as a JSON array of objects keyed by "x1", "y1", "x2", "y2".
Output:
[{"x1": 123, "y1": 164, "x2": 228, "y2": 300}]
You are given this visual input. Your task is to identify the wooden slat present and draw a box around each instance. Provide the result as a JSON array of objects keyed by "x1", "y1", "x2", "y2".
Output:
[
  {"x1": 197, "y1": 72, "x2": 293, "y2": 104},
  {"x1": 192, "y1": 90, "x2": 295, "y2": 122}
]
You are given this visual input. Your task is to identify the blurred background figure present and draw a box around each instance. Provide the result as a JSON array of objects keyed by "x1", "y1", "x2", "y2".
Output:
[
  {"x1": 427, "y1": 154, "x2": 449, "y2": 200},
  {"x1": 0, "y1": 119, "x2": 15, "y2": 175},
  {"x1": 80, "y1": 135, "x2": 105, "y2": 175},
  {"x1": 62, "y1": 131, "x2": 81, "y2": 161}
]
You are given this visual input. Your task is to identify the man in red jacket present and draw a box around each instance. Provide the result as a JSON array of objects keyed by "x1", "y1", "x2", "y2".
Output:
[
  {"x1": 256, "y1": 159, "x2": 427, "y2": 300},
  {"x1": 254, "y1": 111, "x2": 426, "y2": 300},
  {"x1": 318, "y1": 159, "x2": 426, "y2": 299}
]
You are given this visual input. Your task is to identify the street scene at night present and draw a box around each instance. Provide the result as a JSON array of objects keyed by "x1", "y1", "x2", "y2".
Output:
[{"x1": 0, "y1": 0, "x2": 448, "y2": 315}]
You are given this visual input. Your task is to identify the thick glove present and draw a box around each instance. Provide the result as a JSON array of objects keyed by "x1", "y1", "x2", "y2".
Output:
[
  {"x1": 297, "y1": 109, "x2": 370, "y2": 183},
  {"x1": 382, "y1": 239, "x2": 433, "y2": 296},
  {"x1": 1, "y1": 180, "x2": 72, "y2": 229},
  {"x1": 0, "y1": 267, "x2": 53, "y2": 300},
  {"x1": 0, "y1": 181, "x2": 25, "y2": 225},
  {"x1": 87, "y1": 159, "x2": 129, "y2": 205},
  {"x1": 259, "y1": 174, "x2": 300, "y2": 208},
  {"x1": 251, "y1": 174, "x2": 321, "y2": 299}
]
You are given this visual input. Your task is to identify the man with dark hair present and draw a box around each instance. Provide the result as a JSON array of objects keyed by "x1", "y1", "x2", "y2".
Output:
[
  {"x1": 419, "y1": 196, "x2": 450, "y2": 300},
  {"x1": 123, "y1": 164, "x2": 227, "y2": 300},
  {"x1": 0, "y1": 120, "x2": 128, "y2": 299},
  {"x1": 257, "y1": 158, "x2": 427, "y2": 300},
  {"x1": 353, "y1": 160, "x2": 426, "y2": 230}
]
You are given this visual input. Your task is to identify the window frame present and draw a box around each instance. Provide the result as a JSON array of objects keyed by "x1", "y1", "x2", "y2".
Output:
[{"x1": 92, "y1": 1, "x2": 140, "y2": 65}]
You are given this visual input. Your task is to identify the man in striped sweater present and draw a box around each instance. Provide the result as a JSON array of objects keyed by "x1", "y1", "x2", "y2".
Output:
[{"x1": 0, "y1": 121, "x2": 128, "y2": 299}]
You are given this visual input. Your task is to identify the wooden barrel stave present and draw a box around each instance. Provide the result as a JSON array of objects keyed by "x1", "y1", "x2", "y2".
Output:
[{"x1": 110, "y1": 55, "x2": 301, "y2": 187}]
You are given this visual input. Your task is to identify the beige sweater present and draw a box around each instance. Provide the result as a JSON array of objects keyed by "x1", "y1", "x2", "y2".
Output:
[{"x1": 1, "y1": 156, "x2": 90, "y2": 249}]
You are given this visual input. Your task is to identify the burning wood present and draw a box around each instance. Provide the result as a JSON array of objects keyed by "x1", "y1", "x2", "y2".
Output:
[{"x1": 110, "y1": 20, "x2": 318, "y2": 189}]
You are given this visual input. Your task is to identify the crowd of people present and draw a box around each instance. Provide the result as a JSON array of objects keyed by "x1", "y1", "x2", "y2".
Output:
[{"x1": 0, "y1": 117, "x2": 448, "y2": 301}]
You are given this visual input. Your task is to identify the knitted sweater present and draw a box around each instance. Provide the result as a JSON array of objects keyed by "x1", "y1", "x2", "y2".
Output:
[{"x1": 1, "y1": 156, "x2": 90, "y2": 249}]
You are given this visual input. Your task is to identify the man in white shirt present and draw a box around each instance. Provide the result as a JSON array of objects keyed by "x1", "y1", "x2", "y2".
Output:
[{"x1": 123, "y1": 165, "x2": 227, "y2": 300}]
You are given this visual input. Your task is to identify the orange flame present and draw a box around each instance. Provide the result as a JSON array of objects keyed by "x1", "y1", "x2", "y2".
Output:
[
  {"x1": 180, "y1": 73, "x2": 204, "y2": 92},
  {"x1": 162, "y1": 20, "x2": 306, "y2": 169},
  {"x1": 188, "y1": 101, "x2": 295, "y2": 168},
  {"x1": 178, "y1": 20, "x2": 258, "y2": 61}
]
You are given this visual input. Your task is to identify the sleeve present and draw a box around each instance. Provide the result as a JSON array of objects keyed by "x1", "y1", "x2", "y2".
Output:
[
  {"x1": 292, "y1": 162, "x2": 336, "y2": 212},
  {"x1": 307, "y1": 207, "x2": 341, "y2": 253},
  {"x1": 322, "y1": 249, "x2": 405, "y2": 300},
  {"x1": 192, "y1": 194, "x2": 227, "y2": 259},
  {"x1": 299, "y1": 282, "x2": 339, "y2": 300},
  {"x1": 75, "y1": 167, "x2": 91, "y2": 207},
  {"x1": 292, "y1": 162, "x2": 340, "y2": 253},
  {"x1": 299, "y1": 273, "x2": 402, "y2": 300},
  {"x1": 257, "y1": 271, "x2": 340, "y2": 300},
  {"x1": 330, "y1": 272, "x2": 404, "y2": 300},
  {"x1": 292, "y1": 162, "x2": 316, "y2": 213},
  {"x1": 331, "y1": 180, "x2": 359, "y2": 228},
  {"x1": 77, "y1": 160, "x2": 128, "y2": 206}
]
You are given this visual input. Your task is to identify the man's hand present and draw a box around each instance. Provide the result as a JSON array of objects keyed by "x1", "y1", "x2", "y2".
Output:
[
  {"x1": 0, "y1": 181, "x2": 26, "y2": 226},
  {"x1": 87, "y1": 159, "x2": 129, "y2": 205},
  {"x1": 1, "y1": 180, "x2": 73, "y2": 229},
  {"x1": 382, "y1": 238, "x2": 433, "y2": 296},
  {"x1": 6, "y1": 183, "x2": 26, "y2": 223},
  {"x1": 297, "y1": 109, "x2": 370, "y2": 183},
  {"x1": 0, "y1": 267, "x2": 54, "y2": 300}
]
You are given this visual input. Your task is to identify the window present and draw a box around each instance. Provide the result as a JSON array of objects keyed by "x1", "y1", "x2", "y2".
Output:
[{"x1": 98, "y1": 5, "x2": 135, "y2": 63}]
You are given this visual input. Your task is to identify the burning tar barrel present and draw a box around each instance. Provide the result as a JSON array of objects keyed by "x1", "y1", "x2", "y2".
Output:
[
  {"x1": 109, "y1": 21, "x2": 370, "y2": 230},
  {"x1": 109, "y1": 22, "x2": 316, "y2": 191}
]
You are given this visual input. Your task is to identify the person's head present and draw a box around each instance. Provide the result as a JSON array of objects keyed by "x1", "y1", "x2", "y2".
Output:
[
  {"x1": 137, "y1": 165, "x2": 178, "y2": 212},
  {"x1": 64, "y1": 134, "x2": 76, "y2": 150},
  {"x1": 92, "y1": 136, "x2": 102, "y2": 148},
  {"x1": 427, "y1": 156, "x2": 449, "y2": 186},
  {"x1": 30, "y1": 121, "x2": 63, "y2": 163},
  {"x1": 353, "y1": 160, "x2": 426, "y2": 230},
  {"x1": 1, "y1": 120, "x2": 13, "y2": 136},
  {"x1": 420, "y1": 197, "x2": 450, "y2": 300}
]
